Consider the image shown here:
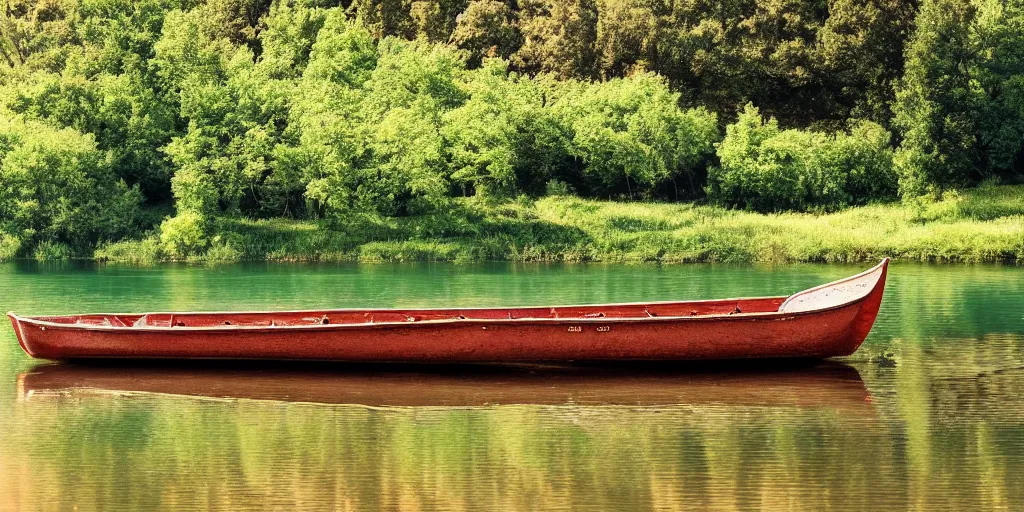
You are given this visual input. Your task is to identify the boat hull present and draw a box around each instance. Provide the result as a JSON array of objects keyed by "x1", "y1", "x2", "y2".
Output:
[{"x1": 8, "y1": 260, "x2": 888, "y2": 362}]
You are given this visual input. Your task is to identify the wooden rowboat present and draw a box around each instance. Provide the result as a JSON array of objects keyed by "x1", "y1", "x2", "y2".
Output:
[{"x1": 7, "y1": 259, "x2": 888, "y2": 362}]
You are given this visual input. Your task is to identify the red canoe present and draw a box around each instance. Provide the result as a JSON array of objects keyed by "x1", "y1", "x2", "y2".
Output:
[{"x1": 8, "y1": 259, "x2": 888, "y2": 362}]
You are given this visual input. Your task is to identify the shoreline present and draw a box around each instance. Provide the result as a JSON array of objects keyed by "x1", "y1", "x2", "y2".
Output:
[{"x1": 83, "y1": 184, "x2": 1024, "y2": 265}]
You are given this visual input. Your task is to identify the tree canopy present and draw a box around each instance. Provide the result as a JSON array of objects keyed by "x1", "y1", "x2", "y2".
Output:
[{"x1": 0, "y1": 0, "x2": 1021, "y2": 256}]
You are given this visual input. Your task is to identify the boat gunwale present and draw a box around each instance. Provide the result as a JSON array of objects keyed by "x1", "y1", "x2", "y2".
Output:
[
  {"x1": 10, "y1": 295, "x2": 786, "y2": 323},
  {"x1": 7, "y1": 260, "x2": 887, "y2": 333}
]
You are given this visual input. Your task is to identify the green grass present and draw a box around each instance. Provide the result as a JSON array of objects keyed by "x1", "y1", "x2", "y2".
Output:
[
  {"x1": 95, "y1": 236, "x2": 163, "y2": 264},
  {"x1": 32, "y1": 241, "x2": 74, "y2": 261},
  {"x1": 95, "y1": 184, "x2": 1024, "y2": 264}
]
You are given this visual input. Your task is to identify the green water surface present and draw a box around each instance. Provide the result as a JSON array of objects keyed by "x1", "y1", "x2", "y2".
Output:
[{"x1": 1, "y1": 261, "x2": 1022, "y2": 511}]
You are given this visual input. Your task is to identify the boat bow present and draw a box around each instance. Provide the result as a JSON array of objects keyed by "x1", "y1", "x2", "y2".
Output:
[
  {"x1": 778, "y1": 258, "x2": 889, "y2": 356},
  {"x1": 779, "y1": 258, "x2": 889, "y2": 314}
]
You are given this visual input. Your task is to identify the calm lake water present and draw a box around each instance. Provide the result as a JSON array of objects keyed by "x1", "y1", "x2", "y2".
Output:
[{"x1": 0, "y1": 261, "x2": 1022, "y2": 511}]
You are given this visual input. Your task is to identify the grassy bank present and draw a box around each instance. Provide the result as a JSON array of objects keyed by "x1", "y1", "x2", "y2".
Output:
[{"x1": 94, "y1": 184, "x2": 1024, "y2": 265}]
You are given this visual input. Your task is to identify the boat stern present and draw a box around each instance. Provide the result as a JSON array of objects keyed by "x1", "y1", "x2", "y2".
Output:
[{"x1": 7, "y1": 312, "x2": 36, "y2": 358}]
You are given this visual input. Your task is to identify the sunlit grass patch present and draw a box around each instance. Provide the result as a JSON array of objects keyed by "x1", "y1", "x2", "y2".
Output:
[
  {"x1": 95, "y1": 185, "x2": 1024, "y2": 264},
  {"x1": 95, "y1": 237, "x2": 163, "y2": 264},
  {"x1": 33, "y1": 241, "x2": 74, "y2": 261}
]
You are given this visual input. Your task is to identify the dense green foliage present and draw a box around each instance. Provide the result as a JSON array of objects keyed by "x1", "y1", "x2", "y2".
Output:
[
  {"x1": 894, "y1": 0, "x2": 1024, "y2": 197},
  {"x1": 0, "y1": 117, "x2": 143, "y2": 256},
  {"x1": 709, "y1": 104, "x2": 896, "y2": 211},
  {"x1": 96, "y1": 183, "x2": 1024, "y2": 264},
  {"x1": 1, "y1": 0, "x2": 1022, "y2": 259}
]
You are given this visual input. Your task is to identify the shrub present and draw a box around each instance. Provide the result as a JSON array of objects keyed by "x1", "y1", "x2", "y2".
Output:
[
  {"x1": 160, "y1": 211, "x2": 210, "y2": 258},
  {"x1": 708, "y1": 104, "x2": 896, "y2": 212},
  {"x1": 0, "y1": 117, "x2": 143, "y2": 253},
  {"x1": 204, "y1": 238, "x2": 243, "y2": 263},
  {"x1": 829, "y1": 120, "x2": 898, "y2": 204},
  {"x1": 33, "y1": 241, "x2": 74, "y2": 260},
  {"x1": 545, "y1": 179, "x2": 573, "y2": 196},
  {"x1": 708, "y1": 105, "x2": 808, "y2": 211},
  {"x1": 95, "y1": 237, "x2": 164, "y2": 264},
  {"x1": 553, "y1": 73, "x2": 719, "y2": 199},
  {"x1": 0, "y1": 233, "x2": 22, "y2": 261}
]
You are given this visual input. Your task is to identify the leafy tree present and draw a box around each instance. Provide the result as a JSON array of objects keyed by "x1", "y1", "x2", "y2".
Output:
[
  {"x1": 278, "y1": 10, "x2": 377, "y2": 217},
  {"x1": 652, "y1": 0, "x2": 828, "y2": 125},
  {"x1": 594, "y1": 0, "x2": 663, "y2": 78},
  {"x1": 450, "y1": 0, "x2": 520, "y2": 67},
  {"x1": 816, "y1": 0, "x2": 918, "y2": 126},
  {"x1": 554, "y1": 73, "x2": 719, "y2": 199},
  {"x1": 356, "y1": 38, "x2": 466, "y2": 213},
  {"x1": 368, "y1": 101, "x2": 449, "y2": 212},
  {"x1": 156, "y1": 0, "x2": 312, "y2": 217},
  {"x1": 0, "y1": 0, "x2": 78, "y2": 72},
  {"x1": 3, "y1": 70, "x2": 179, "y2": 200},
  {"x1": 153, "y1": 3, "x2": 299, "y2": 256},
  {"x1": 893, "y1": 0, "x2": 979, "y2": 198},
  {"x1": 895, "y1": 0, "x2": 1024, "y2": 198},
  {"x1": 409, "y1": 0, "x2": 468, "y2": 42},
  {"x1": 972, "y1": 0, "x2": 1024, "y2": 176},
  {"x1": 362, "y1": 37, "x2": 465, "y2": 113},
  {"x1": 93, "y1": 72, "x2": 180, "y2": 200},
  {"x1": 709, "y1": 104, "x2": 801, "y2": 210},
  {"x1": 828, "y1": 120, "x2": 897, "y2": 203},
  {"x1": 2, "y1": 0, "x2": 185, "y2": 200},
  {"x1": 349, "y1": 0, "x2": 415, "y2": 39},
  {"x1": 257, "y1": 1, "x2": 329, "y2": 78},
  {"x1": 196, "y1": 0, "x2": 273, "y2": 49},
  {"x1": 281, "y1": 15, "x2": 468, "y2": 216},
  {"x1": 70, "y1": 0, "x2": 189, "y2": 77},
  {"x1": 710, "y1": 104, "x2": 895, "y2": 211},
  {"x1": 515, "y1": 0, "x2": 599, "y2": 79},
  {"x1": 0, "y1": 116, "x2": 142, "y2": 253},
  {"x1": 152, "y1": 7, "x2": 234, "y2": 94},
  {"x1": 445, "y1": 59, "x2": 541, "y2": 197}
]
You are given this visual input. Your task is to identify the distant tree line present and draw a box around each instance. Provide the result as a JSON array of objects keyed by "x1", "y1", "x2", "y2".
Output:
[{"x1": 0, "y1": 0, "x2": 1022, "y2": 256}]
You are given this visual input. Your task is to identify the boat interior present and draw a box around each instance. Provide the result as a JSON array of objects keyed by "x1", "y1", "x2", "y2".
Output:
[
  {"x1": 17, "y1": 259, "x2": 886, "y2": 329},
  {"x1": 31, "y1": 297, "x2": 789, "y2": 328}
]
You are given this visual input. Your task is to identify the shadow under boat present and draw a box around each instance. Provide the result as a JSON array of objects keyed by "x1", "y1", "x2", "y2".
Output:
[{"x1": 17, "y1": 359, "x2": 873, "y2": 410}]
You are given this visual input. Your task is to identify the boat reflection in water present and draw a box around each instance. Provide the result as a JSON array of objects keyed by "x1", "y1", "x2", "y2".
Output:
[
  {"x1": 17, "y1": 360, "x2": 872, "y2": 409},
  {"x1": 11, "y1": 361, "x2": 879, "y2": 510}
]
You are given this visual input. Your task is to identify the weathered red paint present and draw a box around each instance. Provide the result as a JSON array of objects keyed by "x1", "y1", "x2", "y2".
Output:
[{"x1": 7, "y1": 259, "x2": 889, "y2": 362}]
